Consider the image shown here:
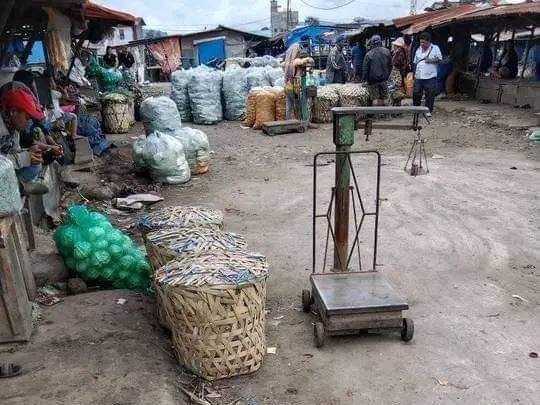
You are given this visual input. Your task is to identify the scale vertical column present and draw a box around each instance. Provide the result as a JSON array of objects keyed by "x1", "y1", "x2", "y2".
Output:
[{"x1": 332, "y1": 112, "x2": 355, "y2": 272}]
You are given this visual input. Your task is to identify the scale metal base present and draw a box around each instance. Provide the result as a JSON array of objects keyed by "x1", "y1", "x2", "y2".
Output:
[
  {"x1": 302, "y1": 272, "x2": 413, "y2": 347},
  {"x1": 262, "y1": 119, "x2": 309, "y2": 136}
]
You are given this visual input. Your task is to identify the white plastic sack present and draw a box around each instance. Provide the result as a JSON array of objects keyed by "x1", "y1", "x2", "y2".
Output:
[
  {"x1": 132, "y1": 137, "x2": 147, "y2": 172},
  {"x1": 132, "y1": 131, "x2": 190, "y2": 184},
  {"x1": 171, "y1": 69, "x2": 193, "y2": 122},
  {"x1": 140, "y1": 96, "x2": 182, "y2": 135},
  {"x1": 173, "y1": 127, "x2": 210, "y2": 172},
  {"x1": 223, "y1": 68, "x2": 249, "y2": 121},
  {"x1": 188, "y1": 67, "x2": 223, "y2": 125},
  {"x1": 250, "y1": 55, "x2": 280, "y2": 67},
  {"x1": 265, "y1": 66, "x2": 285, "y2": 87},
  {"x1": 0, "y1": 155, "x2": 22, "y2": 217},
  {"x1": 246, "y1": 67, "x2": 271, "y2": 90}
]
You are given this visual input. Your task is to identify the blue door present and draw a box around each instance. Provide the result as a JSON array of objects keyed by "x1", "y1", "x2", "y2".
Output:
[{"x1": 197, "y1": 38, "x2": 225, "y2": 66}]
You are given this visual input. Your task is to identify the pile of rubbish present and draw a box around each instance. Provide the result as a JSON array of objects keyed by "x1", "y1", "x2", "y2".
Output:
[
  {"x1": 171, "y1": 65, "x2": 285, "y2": 124},
  {"x1": 54, "y1": 205, "x2": 151, "y2": 289},
  {"x1": 134, "y1": 96, "x2": 211, "y2": 184}
]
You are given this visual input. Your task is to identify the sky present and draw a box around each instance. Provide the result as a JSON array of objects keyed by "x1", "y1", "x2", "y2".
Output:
[{"x1": 96, "y1": 0, "x2": 426, "y2": 33}]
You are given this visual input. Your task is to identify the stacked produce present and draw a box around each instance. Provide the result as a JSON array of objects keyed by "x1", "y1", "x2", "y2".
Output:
[
  {"x1": 54, "y1": 205, "x2": 151, "y2": 289},
  {"x1": 311, "y1": 85, "x2": 340, "y2": 123},
  {"x1": 223, "y1": 68, "x2": 249, "y2": 121},
  {"x1": 243, "y1": 86, "x2": 286, "y2": 129},
  {"x1": 138, "y1": 96, "x2": 210, "y2": 175},
  {"x1": 140, "y1": 204, "x2": 269, "y2": 380},
  {"x1": 336, "y1": 83, "x2": 370, "y2": 107}
]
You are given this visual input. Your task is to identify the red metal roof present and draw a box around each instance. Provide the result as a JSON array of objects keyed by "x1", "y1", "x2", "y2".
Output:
[
  {"x1": 84, "y1": 1, "x2": 137, "y2": 26},
  {"x1": 394, "y1": 2, "x2": 540, "y2": 34}
]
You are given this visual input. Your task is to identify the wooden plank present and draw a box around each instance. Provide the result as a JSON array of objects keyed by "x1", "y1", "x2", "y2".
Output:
[
  {"x1": 0, "y1": 215, "x2": 15, "y2": 249},
  {"x1": 13, "y1": 217, "x2": 36, "y2": 301}
]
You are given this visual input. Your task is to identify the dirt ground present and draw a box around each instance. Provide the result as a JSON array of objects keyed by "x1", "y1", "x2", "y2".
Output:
[{"x1": 2, "y1": 101, "x2": 539, "y2": 405}]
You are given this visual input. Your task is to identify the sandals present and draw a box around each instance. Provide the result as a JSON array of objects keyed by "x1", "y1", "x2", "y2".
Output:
[{"x1": 0, "y1": 363, "x2": 22, "y2": 378}]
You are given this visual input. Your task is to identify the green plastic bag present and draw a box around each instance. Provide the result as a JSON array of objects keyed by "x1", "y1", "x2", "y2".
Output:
[{"x1": 54, "y1": 205, "x2": 150, "y2": 290}]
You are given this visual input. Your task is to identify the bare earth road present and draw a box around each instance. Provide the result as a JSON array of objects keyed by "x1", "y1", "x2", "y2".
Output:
[{"x1": 2, "y1": 102, "x2": 539, "y2": 405}]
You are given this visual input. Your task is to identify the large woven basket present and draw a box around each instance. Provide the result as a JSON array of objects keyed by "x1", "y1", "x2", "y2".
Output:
[
  {"x1": 146, "y1": 227, "x2": 248, "y2": 329},
  {"x1": 101, "y1": 98, "x2": 134, "y2": 134},
  {"x1": 138, "y1": 206, "x2": 224, "y2": 238},
  {"x1": 145, "y1": 227, "x2": 247, "y2": 271},
  {"x1": 155, "y1": 251, "x2": 268, "y2": 380}
]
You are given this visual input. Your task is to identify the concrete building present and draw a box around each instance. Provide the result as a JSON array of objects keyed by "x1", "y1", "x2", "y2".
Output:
[
  {"x1": 270, "y1": 0, "x2": 299, "y2": 36},
  {"x1": 95, "y1": 18, "x2": 145, "y2": 55}
]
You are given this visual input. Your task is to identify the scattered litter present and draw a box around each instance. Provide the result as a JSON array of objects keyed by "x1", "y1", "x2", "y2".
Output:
[
  {"x1": 485, "y1": 313, "x2": 500, "y2": 318},
  {"x1": 433, "y1": 377, "x2": 469, "y2": 390},
  {"x1": 273, "y1": 315, "x2": 284, "y2": 320},
  {"x1": 303, "y1": 353, "x2": 313, "y2": 358},
  {"x1": 529, "y1": 352, "x2": 538, "y2": 358},
  {"x1": 512, "y1": 294, "x2": 528, "y2": 303},
  {"x1": 116, "y1": 298, "x2": 127, "y2": 305},
  {"x1": 286, "y1": 387, "x2": 298, "y2": 395},
  {"x1": 36, "y1": 286, "x2": 65, "y2": 306},
  {"x1": 432, "y1": 154, "x2": 445, "y2": 159},
  {"x1": 267, "y1": 347, "x2": 277, "y2": 354},
  {"x1": 510, "y1": 166, "x2": 517, "y2": 170}
]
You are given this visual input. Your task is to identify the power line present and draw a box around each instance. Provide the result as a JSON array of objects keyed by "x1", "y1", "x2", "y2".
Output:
[
  {"x1": 299, "y1": 0, "x2": 357, "y2": 10},
  {"x1": 145, "y1": 17, "x2": 270, "y2": 29}
]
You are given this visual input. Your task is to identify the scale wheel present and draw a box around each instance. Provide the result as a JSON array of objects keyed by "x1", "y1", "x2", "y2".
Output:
[
  {"x1": 314, "y1": 322, "x2": 326, "y2": 348},
  {"x1": 401, "y1": 318, "x2": 414, "y2": 342},
  {"x1": 302, "y1": 289, "x2": 312, "y2": 313}
]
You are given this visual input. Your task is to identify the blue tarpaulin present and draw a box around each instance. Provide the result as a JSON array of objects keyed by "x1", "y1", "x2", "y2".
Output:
[{"x1": 285, "y1": 26, "x2": 336, "y2": 47}]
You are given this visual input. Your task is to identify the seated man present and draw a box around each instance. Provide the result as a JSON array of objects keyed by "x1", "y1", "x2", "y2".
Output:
[
  {"x1": 494, "y1": 42, "x2": 518, "y2": 79},
  {"x1": 0, "y1": 88, "x2": 53, "y2": 194}
]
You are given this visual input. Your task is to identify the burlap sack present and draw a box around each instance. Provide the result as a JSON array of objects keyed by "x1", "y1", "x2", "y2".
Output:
[{"x1": 253, "y1": 91, "x2": 276, "y2": 130}]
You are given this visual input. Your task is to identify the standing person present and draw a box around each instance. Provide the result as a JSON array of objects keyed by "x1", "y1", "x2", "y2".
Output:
[
  {"x1": 391, "y1": 37, "x2": 408, "y2": 90},
  {"x1": 326, "y1": 34, "x2": 348, "y2": 84},
  {"x1": 363, "y1": 35, "x2": 392, "y2": 106},
  {"x1": 118, "y1": 47, "x2": 135, "y2": 69},
  {"x1": 413, "y1": 32, "x2": 442, "y2": 117},
  {"x1": 351, "y1": 40, "x2": 366, "y2": 82},
  {"x1": 103, "y1": 46, "x2": 117, "y2": 68},
  {"x1": 495, "y1": 41, "x2": 518, "y2": 79},
  {"x1": 283, "y1": 37, "x2": 313, "y2": 120}
]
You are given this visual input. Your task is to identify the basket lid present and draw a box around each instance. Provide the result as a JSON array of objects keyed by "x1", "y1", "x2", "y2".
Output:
[
  {"x1": 146, "y1": 227, "x2": 246, "y2": 254},
  {"x1": 139, "y1": 206, "x2": 224, "y2": 232},
  {"x1": 155, "y1": 250, "x2": 268, "y2": 287}
]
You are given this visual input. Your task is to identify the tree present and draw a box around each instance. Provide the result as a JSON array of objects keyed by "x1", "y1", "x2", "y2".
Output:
[{"x1": 304, "y1": 16, "x2": 320, "y2": 26}]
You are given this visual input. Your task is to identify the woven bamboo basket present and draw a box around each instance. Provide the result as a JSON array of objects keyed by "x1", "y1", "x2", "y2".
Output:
[
  {"x1": 101, "y1": 95, "x2": 135, "y2": 134},
  {"x1": 155, "y1": 251, "x2": 268, "y2": 380},
  {"x1": 138, "y1": 206, "x2": 224, "y2": 238},
  {"x1": 145, "y1": 227, "x2": 247, "y2": 271}
]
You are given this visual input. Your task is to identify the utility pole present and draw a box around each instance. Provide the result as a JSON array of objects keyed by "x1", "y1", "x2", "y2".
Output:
[
  {"x1": 286, "y1": 0, "x2": 291, "y2": 30},
  {"x1": 410, "y1": 0, "x2": 417, "y2": 15}
]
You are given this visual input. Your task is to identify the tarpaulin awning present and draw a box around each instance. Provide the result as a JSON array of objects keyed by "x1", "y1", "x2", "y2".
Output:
[
  {"x1": 84, "y1": 1, "x2": 137, "y2": 26},
  {"x1": 286, "y1": 25, "x2": 337, "y2": 47},
  {"x1": 147, "y1": 37, "x2": 181, "y2": 75}
]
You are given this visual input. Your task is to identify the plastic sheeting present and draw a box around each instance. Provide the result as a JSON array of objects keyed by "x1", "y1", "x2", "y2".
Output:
[
  {"x1": 132, "y1": 131, "x2": 191, "y2": 184},
  {"x1": 140, "y1": 96, "x2": 182, "y2": 134},
  {"x1": 188, "y1": 67, "x2": 223, "y2": 125},
  {"x1": 223, "y1": 68, "x2": 249, "y2": 121},
  {"x1": 170, "y1": 70, "x2": 193, "y2": 122},
  {"x1": 0, "y1": 155, "x2": 22, "y2": 217}
]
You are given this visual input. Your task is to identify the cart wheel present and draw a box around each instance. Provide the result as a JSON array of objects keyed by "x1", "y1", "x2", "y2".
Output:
[
  {"x1": 401, "y1": 318, "x2": 414, "y2": 342},
  {"x1": 302, "y1": 289, "x2": 311, "y2": 313},
  {"x1": 297, "y1": 125, "x2": 306, "y2": 133},
  {"x1": 314, "y1": 322, "x2": 326, "y2": 348}
]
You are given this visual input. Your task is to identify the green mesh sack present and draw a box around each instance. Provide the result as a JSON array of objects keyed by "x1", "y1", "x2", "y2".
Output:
[{"x1": 54, "y1": 205, "x2": 151, "y2": 290}]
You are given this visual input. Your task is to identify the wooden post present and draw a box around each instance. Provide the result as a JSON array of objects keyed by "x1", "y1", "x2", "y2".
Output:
[{"x1": 520, "y1": 28, "x2": 535, "y2": 79}]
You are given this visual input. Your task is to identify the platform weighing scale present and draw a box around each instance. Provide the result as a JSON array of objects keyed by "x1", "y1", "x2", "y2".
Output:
[
  {"x1": 302, "y1": 106, "x2": 430, "y2": 347},
  {"x1": 262, "y1": 65, "x2": 316, "y2": 136}
]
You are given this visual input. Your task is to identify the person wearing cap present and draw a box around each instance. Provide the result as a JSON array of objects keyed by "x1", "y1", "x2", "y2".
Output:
[
  {"x1": 413, "y1": 32, "x2": 442, "y2": 116},
  {"x1": 363, "y1": 34, "x2": 392, "y2": 106},
  {"x1": 0, "y1": 88, "x2": 49, "y2": 193},
  {"x1": 351, "y1": 40, "x2": 366, "y2": 82},
  {"x1": 326, "y1": 34, "x2": 349, "y2": 84}
]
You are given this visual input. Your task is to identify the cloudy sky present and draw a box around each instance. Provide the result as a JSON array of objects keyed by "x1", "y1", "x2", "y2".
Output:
[{"x1": 97, "y1": 0, "x2": 427, "y2": 33}]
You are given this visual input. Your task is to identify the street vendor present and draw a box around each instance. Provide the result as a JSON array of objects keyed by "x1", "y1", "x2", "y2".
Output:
[
  {"x1": 363, "y1": 35, "x2": 392, "y2": 107},
  {"x1": 326, "y1": 34, "x2": 349, "y2": 84},
  {"x1": 0, "y1": 88, "x2": 49, "y2": 194},
  {"x1": 103, "y1": 46, "x2": 117, "y2": 68},
  {"x1": 118, "y1": 46, "x2": 135, "y2": 70},
  {"x1": 283, "y1": 36, "x2": 314, "y2": 120}
]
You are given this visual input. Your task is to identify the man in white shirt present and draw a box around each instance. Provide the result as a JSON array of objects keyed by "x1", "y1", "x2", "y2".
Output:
[{"x1": 413, "y1": 32, "x2": 442, "y2": 116}]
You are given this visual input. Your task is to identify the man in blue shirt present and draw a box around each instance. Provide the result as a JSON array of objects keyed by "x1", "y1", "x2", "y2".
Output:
[{"x1": 351, "y1": 41, "x2": 365, "y2": 82}]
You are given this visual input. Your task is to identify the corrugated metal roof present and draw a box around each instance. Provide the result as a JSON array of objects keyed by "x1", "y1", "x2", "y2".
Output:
[
  {"x1": 395, "y1": 2, "x2": 540, "y2": 35},
  {"x1": 84, "y1": 1, "x2": 137, "y2": 26}
]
